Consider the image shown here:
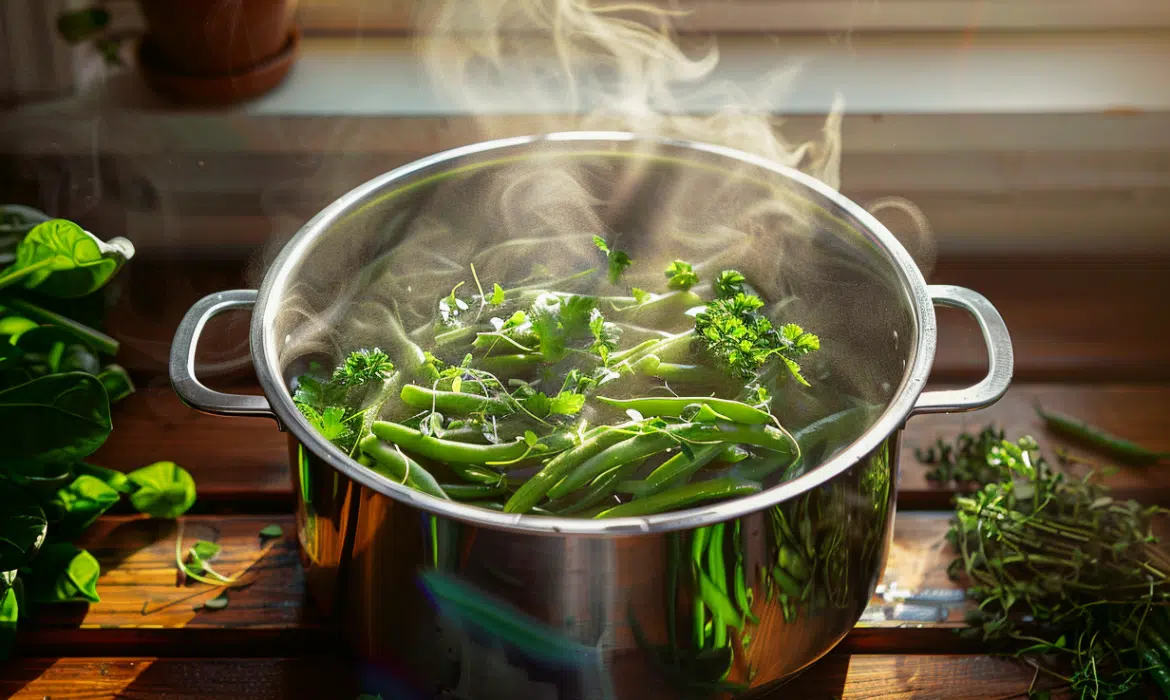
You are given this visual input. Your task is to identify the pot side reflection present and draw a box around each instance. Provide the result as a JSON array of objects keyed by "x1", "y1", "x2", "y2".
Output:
[{"x1": 291, "y1": 433, "x2": 896, "y2": 699}]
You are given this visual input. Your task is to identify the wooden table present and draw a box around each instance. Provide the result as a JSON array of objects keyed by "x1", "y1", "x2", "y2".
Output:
[{"x1": 2, "y1": 254, "x2": 1168, "y2": 699}]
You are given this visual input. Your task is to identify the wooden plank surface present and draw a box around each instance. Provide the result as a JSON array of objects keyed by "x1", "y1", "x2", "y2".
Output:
[
  {"x1": 14, "y1": 511, "x2": 966, "y2": 655},
  {"x1": 15, "y1": 516, "x2": 326, "y2": 657},
  {"x1": 93, "y1": 383, "x2": 1170, "y2": 509},
  {"x1": 0, "y1": 654, "x2": 1064, "y2": 699}
]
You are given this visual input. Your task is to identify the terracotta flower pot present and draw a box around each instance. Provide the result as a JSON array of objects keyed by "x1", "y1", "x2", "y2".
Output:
[{"x1": 136, "y1": 0, "x2": 299, "y2": 76}]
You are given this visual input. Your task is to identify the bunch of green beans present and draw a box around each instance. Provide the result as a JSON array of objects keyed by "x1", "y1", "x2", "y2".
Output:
[
  {"x1": 300, "y1": 266, "x2": 838, "y2": 519},
  {"x1": 687, "y1": 522, "x2": 758, "y2": 680},
  {"x1": 351, "y1": 391, "x2": 800, "y2": 518}
]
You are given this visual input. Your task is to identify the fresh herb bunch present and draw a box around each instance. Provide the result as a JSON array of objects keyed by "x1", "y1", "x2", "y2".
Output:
[
  {"x1": 923, "y1": 428, "x2": 1170, "y2": 699},
  {"x1": 0, "y1": 206, "x2": 194, "y2": 659},
  {"x1": 294, "y1": 234, "x2": 822, "y2": 519},
  {"x1": 916, "y1": 424, "x2": 1006, "y2": 484},
  {"x1": 694, "y1": 292, "x2": 820, "y2": 384}
]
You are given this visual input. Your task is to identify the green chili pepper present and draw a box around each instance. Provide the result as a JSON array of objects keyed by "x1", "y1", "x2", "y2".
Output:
[
  {"x1": 597, "y1": 396, "x2": 773, "y2": 425},
  {"x1": 548, "y1": 431, "x2": 677, "y2": 499},
  {"x1": 400, "y1": 384, "x2": 515, "y2": 416},
  {"x1": 359, "y1": 435, "x2": 449, "y2": 500},
  {"x1": 1036, "y1": 405, "x2": 1169, "y2": 466},
  {"x1": 595, "y1": 478, "x2": 762, "y2": 519},
  {"x1": 372, "y1": 421, "x2": 565, "y2": 464}
]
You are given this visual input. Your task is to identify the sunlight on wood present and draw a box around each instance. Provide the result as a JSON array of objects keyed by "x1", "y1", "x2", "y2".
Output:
[{"x1": 11, "y1": 658, "x2": 154, "y2": 699}]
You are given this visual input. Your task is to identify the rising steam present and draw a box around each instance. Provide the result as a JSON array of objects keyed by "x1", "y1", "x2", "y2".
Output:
[
  {"x1": 418, "y1": 0, "x2": 843, "y2": 188},
  {"x1": 274, "y1": 0, "x2": 929, "y2": 436}
]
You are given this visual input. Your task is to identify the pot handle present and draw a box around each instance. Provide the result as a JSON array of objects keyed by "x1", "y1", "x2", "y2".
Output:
[
  {"x1": 169, "y1": 289, "x2": 276, "y2": 422},
  {"x1": 911, "y1": 284, "x2": 1014, "y2": 415}
]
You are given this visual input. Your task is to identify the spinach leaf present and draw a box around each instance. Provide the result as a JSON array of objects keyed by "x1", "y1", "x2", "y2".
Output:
[
  {"x1": 73, "y1": 463, "x2": 130, "y2": 493},
  {"x1": 23, "y1": 543, "x2": 101, "y2": 603},
  {"x1": 0, "y1": 585, "x2": 16, "y2": 659},
  {"x1": 126, "y1": 462, "x2": 196, "y2": 518},
  {"x1": 0, "y1": 499, "x2": 47, "y2": 571},
  {"x1": 96, "y1": 364, "x2": 134, "y2": 403},
  {"x1": 0, "y1": 219, "x2": 134, "y2": 298},
  {"x1": 5, "y1": 462, "x2": 74, "y2": 500},
  {"x1": 0, "y1": 204, "x2": 49, "y2": 267},
  {"x1": 54, "y1": 474, "x2": 121, "y2": 537},
  {"x1": 0, "y1": 372, "x2": 111, "y2": 467}
]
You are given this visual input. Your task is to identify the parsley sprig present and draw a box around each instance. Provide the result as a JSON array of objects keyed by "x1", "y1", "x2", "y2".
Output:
[
  {"x1": 694, "y1": 289, "x2": 820, "y2": 384},
  {"x1": 593, "y1": 236, "x2": 632, "y2": 284}
]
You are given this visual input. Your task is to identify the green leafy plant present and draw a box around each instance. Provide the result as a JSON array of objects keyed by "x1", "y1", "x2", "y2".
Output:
[
  {"x1": 664, "y1": 260, "x2": 699, "y2": 291},
  {"x1": 593, "y1": 236, "x2": 632, "y2": 284},
  {"x1": 0, "y1": 207, "x2": 193, "y2": 659},
  {"x1": 920, "y1": 429, "x2": 1170, "y2": 699}
]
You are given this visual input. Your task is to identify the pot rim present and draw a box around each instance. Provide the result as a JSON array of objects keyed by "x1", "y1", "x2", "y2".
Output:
[{"x1": 251, "y1": 131, "x2": 935, "y2": 536}]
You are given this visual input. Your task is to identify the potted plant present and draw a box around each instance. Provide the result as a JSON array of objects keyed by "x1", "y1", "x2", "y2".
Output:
[{"x1": 57, "y1": 0, "x2": 301, "y2": 105}]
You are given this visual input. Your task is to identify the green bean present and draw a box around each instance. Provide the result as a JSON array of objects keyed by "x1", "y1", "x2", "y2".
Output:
[
  {"x1": 697, "y1": 568, "x2": 743, "y2": 630},
  {"x1": 630, "y1": 355, "x2": 721, "y2": 382},
  {"x1": 503, "y1": 425, "x2": 635, "y2": 513},
  {"x1": 400, "y1": 384, "x2": 514, "y2": 416},
  {"x1": 447, "y1": 462, "x2": 505, "y2": 485},
  {"x1": 435, "y1": 426, "x2": 491, "y2": 444},
  {"x1": 598, "y1": 396, "x2": 772, "y2": 426},
  {"x1": 471, "y1": 500, "x2": 554, "y2": 516},
  {"x1": 476, "y1": 353, "x2": 544, "y2": 375},
  {"x1": 553, "y1": 460, "x2": 644, "y2": 515},
  {"x1": 667, "y1": 534, "x2": 681, "y2": 661},
  {"x1": 770, "y1": 565, "x2": 803, "y2": 599},
  {"x1": 733, "y1": 561, "x2": 758, "y2": 624},
  {"x1": 728, "y1": 453, "x2": 783, "y2": 481},
  {"x1": 548, "y1": 432, "x2": 677, "y2": 499},
  {"x1": 1036, "y1": 404, "x2": 1169, "y2": 466},
  {"x1": 441, "y1": 483, "x2": 510, "y2": 500},
  {"x1": 372, "y1": 421, "x2": 562, "y2": 464},
  {"x1": 779, "y1": 545, "x2": 811, "y2": 580},
  {"x1": 693, "y1": 596, "x2": 708, "y2": 650},
  {"x1": 596, "y1": 478, "x2": 762, "y2": 518},
  {"x1": 708, "y1": 524, "x2": 727, "y2": 593},
  {"x1": 359, "y1": 435, "x2": 449, "y2": 500},
  {"x1": 1140, "y1": 646, "x2": 1170, "y2": 698},
  {"x1": 605, "y1": 339, "x2": 660, "y2": 366},
  {"x1": 637, "y1": 444, "x2": 723, "y2": 497},
  {"x1": 674, "y1": 421, "x2": 798, "y2": 456}
]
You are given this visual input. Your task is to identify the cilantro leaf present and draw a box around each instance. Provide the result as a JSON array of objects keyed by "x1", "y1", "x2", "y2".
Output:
[
  {"x1": 549, "y1": 391, "x2": 586, "y2": 416},
  {"x1": 664, "y1": 260, "x2": 699, "y2": 291},
  {"x1": 524, "y1": 392, "x2": 552, "y2": 418},
  {"x1": 588, "y1": 307, "x2": 620, "y2": 365},
  {"x1": 593, "y1": 236, "x2": 632, "y2": 284},
  {"x1": 631, "y1": 287, "x2": 652, "y2": 304},
  {"x1": 489, "y1": 283, "x2": 505, "y2": 305}
]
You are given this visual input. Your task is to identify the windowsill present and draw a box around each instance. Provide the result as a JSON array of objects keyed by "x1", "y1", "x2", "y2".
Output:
[{"x1": 2, "y1": 32, "x2": 1168, "y2": 254}]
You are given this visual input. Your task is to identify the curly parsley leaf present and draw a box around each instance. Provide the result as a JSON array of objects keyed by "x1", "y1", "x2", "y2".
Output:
[
  {"x1": 331, "y1": 348, "x2": 394, "y2": 387},
  {"x1": 694, "y1": 281, "x2": 820, "y2": 384},
  {"x1": 715, "y1": 270, "x2": 746, "y2": 298},
  {"x1": 664, "y1": 260, "x2": 699, "y2": 291}
]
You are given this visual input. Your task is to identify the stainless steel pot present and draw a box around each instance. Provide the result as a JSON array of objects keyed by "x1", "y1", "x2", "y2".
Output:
[{"x1": 170, "y1": 132, "x2": 1013, "y2": 699}]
